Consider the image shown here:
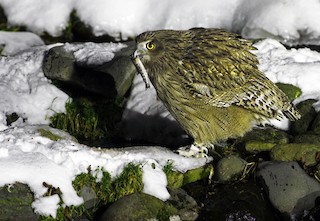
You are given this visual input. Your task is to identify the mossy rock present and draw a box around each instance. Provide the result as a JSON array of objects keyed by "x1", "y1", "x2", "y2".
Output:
[
  {"x1": 271, "y1": 143, "x2": 320, "y2": 167},
  {"x1": 276, "y1": 83, "x2": 302, "y2": 102},
  {"x1": 166, "y1": 164, "x2": 214, "y2": 189},
  {"x1": 239, "y1": 127, "x2": 289, "y2": 153},
  {"x1": 36, "y1": 126, "x2": 78, "y2": 142},
  {"x1": 215, "y1": 155, "x2": 247, "y2": 182},
  {"x1": 99, "y1": 192, "x2": 178, "y2": 221},
  {"x1": 0, "y1": 183, "x2": 39, "y2": 221},
  {"x1": 291, "y1": 99, "x2": 317, "y2": 135}
]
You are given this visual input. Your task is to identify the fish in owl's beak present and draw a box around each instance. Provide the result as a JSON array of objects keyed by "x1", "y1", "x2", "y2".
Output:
[{"x1": 131, "y1": 43, "x2": 151, "y2": 89}]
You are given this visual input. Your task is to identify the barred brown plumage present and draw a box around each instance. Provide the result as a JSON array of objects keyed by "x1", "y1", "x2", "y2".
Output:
[{"x1": 132, "y1": 28, "x2": 301, "y2": 157}]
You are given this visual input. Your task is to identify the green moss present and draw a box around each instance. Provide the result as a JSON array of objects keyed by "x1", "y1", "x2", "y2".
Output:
[
  {"x1": 37, "y1": 128, "x2": 62, "y2": 141},
  {"x1": 164, "y1": 162, "x2": 213, "y2": 189},
  {"x1": 40, "y1": 163, "x2": 143, "y2": 220},
  {"x1": 73, "y1": 163, "x2": 143, "y2": 204},
  {"x1": 276, "y1": 83, "x2": 302, "y2": 101},
  {"x1": 109, "y1": 163, "x2": 144, "y2": 202},
  {"x1": 50, "y1": 98, "x2": 122, "y2": 145},
  {"x1": 183, "y1": 164, "x2": 214, "y2": 185},
  {"x1": 156, "y1": 206, "x2": 175, "y2": 221}
]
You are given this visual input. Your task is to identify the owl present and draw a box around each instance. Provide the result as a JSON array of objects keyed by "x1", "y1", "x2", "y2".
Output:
[{"x1": 131, "y1": 28, "x2": 301, "y2": 157}]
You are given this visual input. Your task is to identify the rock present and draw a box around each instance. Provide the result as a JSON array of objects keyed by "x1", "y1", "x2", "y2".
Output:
[
  {"x1": 99, "y1": 192, "x2": 178, "y2": 221},
  {"x1": 43, "y1": 42, "x2": 136, "y2": 99},
  {"x1": 43, "y1": 45, "x2": 75, "y2": 81},
  {"x1": 291, "y1": 99, "x2": 317, "y2": 135},
  {"x1": 215, "y1": 155, "x2": 247, "y2": 182},
  {"x1": 271, "y1": 143, "x2": 320, "y2": 167},
  {"x1": 80, "y1": 185, "x2": 98, "y2": 210},
  {"x1": 166, "y1": 164, "x2": 213, "y2": 189},
  {"x1": 257, "y1": 161, "x2": 320, "y2": 217},
  {"x1": 182, "y1": 165, "x2": 214, "y2": 186},
  {"x1": 275, "y1": 83, "x2": 302, "y2": 102},
  {"x1": 95, "y1": 41, "x2": 136, "y2": 98},
  {"x1": 201, "y1": 181, "x2": 278, "y2": 221},
  {"x1": 311, "y1": 111, "x2": 320, "y2": 135},
  {"x1": 293, "y1": 133, "x2": 320, "y2": 144},
  {"x1": 0, "y1": 183, "x2": 39, "y2": 221},
  {"x1": 240, "y1": 127, "x2": 289, "y2": 153},
  {"x1": 168, "y1": 188, "x2": 199, "y2": 221},
  {"x1": 300, "y1": 200, "x2": 320, "y2": 221}
]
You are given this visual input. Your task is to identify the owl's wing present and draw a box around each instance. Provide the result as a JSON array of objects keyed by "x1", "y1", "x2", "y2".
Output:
[
  {"x1": 181, "y1": 65, "x2": 287, "y2": 119},
  {"x1": 178, "y1": 29, "x2": 290, "y2": 119}
]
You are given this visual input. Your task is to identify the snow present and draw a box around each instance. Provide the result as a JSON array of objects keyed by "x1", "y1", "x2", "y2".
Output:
[
  {"x1": 0, "y1": 43, "x2": 68, "y2": 130},
  {"x1": 0, "y1": 125, "x2": 208, "y2": 218},
  {"x1": 0, "y1": 31, "x2": 44, "y2": 55},
  {"x1": 64, "y1": 42, "x2": 127, "y2": 66},
  {"x1": 142, "y1": 160, "x2": 170, "y2": 201},
  {"x1": 32, "y1": 195, "x2": 61, "y2": 218},
  {"x1": 1, "y1": 0, "x2": 320, "y2": 44},
  {"x1": 254, "y1": 39, "x2": 320, "y2": 111},
  {"x1": 0, "y1": 37, "x2": 126, "y2": 131}
]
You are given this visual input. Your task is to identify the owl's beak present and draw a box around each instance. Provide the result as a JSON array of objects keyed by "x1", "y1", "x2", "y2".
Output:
[
  {"x1": 131, "y1": 48, "x2": 150, "y2": 89},
  {"x1": 132, "y1": 49, "x2": 146, "y2": 60}
]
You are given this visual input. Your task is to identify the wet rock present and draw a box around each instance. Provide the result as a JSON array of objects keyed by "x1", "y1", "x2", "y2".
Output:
[
  {"x1": 99, "y1": 192, "x2": 178, "y2": 221},
  {"x1": 271, "y1": 143, "x2": 320, "y2": 167},
  {"x1": 0, "y1": 183, "x2": 39, "y2": 221},
  {"x1": 257, "y1": 161, "x2": 320, "y2": 217},
  {"x1": 240, "y1": 127, "x2": 289, "y2": 153},
  {"x1": 275, "y1": 83, "x2": 302, "y2": 102},
  {"x1": 168, "y1": 188, "x2": 199, "y2": 221},
  {"x1": 201, "y1": 181, "x2": 278, "y2": 221},
  {"x1": 43, "y1": 42, "x2": 136, "y2": 99},
  {"x1": 215, "y1": 155, "x2": 247, "y2": 182},
  {"x1": 291, "y1": 99, "x2": 317, "y2": 135}
]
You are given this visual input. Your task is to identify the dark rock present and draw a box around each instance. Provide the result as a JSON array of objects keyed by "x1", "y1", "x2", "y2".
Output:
[
  {"x1": 80, "y1": 185, "x2": 98, "y2": 210},
  {"x1": 300, "y1": 197, "x2": 320, "y2": 221},
  {"x1": 257, "y1": 161, "x2": 320, "y2": 217},
  {"x1": 43, "y1": 42, "x2": 136, "y2": 99},
  {"x1": 271, "y1": 143, "x2": 320, "y2": 167},
  {"x1": 291, "y1": 99, "x2": 317, "y2": 135},
  {"x1": 200, "y1": 181, "x2": 278, "y2": 221},
  {"x1": 43, "y1": 45, "x2": 75, "y2": 81},
  {"x1": 215, "y1": 155, "x2": 247, "y2": 182},
  {"x1": 168, "y1": 188, "x2": 199, "y2": 221},
  {"x1": 292, "y1": 133, "x2": 320, "y2": 144},
  {"x1": 240, "y1": 127, "x2": 289, "y2": 153},
  {"x1": 99, "y1": 192, "x2": 177, "y2": 221},
  {"x1": 311, "y1": 112, "x2": 320, "y2": 135},
  {"x1": 95, "y1": 41, "x2": 136, "y2": 98},
  {"x1": 0, "y1": 183, "x2": 39, "y2": 221},
  {"x1": 275, "y1": 83, "x2": 302, "y2": 102}
]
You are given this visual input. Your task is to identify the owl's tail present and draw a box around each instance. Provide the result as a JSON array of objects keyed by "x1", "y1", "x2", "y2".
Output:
[{"x1": 283, "y1": 105, "x2": 301, "y2": 121}]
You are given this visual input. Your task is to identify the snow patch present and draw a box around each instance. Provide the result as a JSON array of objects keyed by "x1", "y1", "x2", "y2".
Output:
[{"x1": 1, "y1": 0, "x2": 320, "y2": 44}]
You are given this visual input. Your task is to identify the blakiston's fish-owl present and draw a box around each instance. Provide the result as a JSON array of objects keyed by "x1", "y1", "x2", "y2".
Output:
[{"x1": 131, "y1": 28, "x2": 300, "y2": 157}]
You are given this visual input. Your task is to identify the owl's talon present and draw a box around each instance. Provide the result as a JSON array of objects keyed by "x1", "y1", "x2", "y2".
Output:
[{"x1": 176, "y1": 144, "x2": 209, "y2": 158}]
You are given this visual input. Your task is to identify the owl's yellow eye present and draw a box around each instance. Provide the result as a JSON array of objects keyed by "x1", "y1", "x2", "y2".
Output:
[{"x1": 146, "y1": 42, "x2": 155, "y2": 50}]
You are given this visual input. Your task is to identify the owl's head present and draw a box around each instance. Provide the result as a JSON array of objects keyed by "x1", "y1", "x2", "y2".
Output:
[
  {"x1": 132, "y1": 31, "x2": 166, "y2": 66},
  {"x1": 132, "y1": 30, "x2": 190, "y2": 88}
]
